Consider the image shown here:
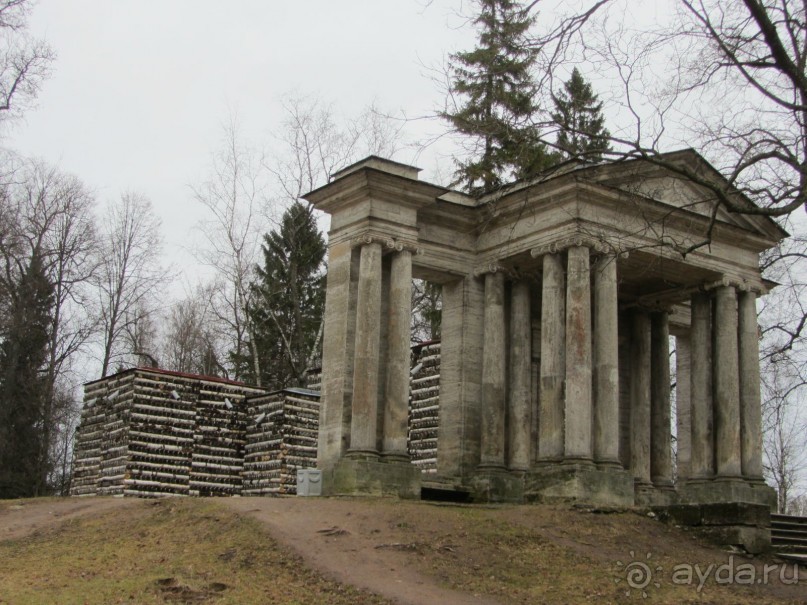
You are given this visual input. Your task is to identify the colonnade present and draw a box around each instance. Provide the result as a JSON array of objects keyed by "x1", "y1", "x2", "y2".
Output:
[
  {"x1": 346, "y1": 237, "x2": 416, "y2": 462},
  {"x1": 476, "y1": 243, "x2": 625, "y2": 474},
  {"x1": 473, "y1": 246, "x2": 765, "y2": 496},
  {"x1": 341, "y1": 237, "x2": 765, "y2": 500},
  {"x1": 678, "y1": 285, "x2": 764, "y2": 484}
]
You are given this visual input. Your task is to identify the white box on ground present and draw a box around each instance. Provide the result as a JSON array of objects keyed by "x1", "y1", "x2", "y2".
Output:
[{"x1": 296, "y1": 469, "x2": 322, "y2": 496}]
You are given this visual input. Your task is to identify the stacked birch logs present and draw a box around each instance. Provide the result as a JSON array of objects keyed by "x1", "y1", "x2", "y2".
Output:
[
  {"x1": 189, "y1": 383, "x2": 253, "y2": 497},
  {"x1": 98, "y1": 372, "x2": 136, "y2": 496},
  {"x1": 306, "y1": 367, "x2": 322, "y2": 392},
  {"x1": 242, "y1": 388, "x2": 320, "y2": 495},
  {"x1": 70, "y1": 380, "x2": 109, "y2": 496},
  {"x1": 70, "y1": 368, "x2": 264, "y2": 498},
  {"x1": 124, "y1": 371, "x2": 199, "y2": 497},
  {"x1": 408, "y1": 341, "x2": 441, "y2": 475}
]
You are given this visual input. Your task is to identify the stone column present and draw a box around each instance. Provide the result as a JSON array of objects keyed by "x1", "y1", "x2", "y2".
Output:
[
  {"x1": 348, "y1": 241, "x2": 383, "y2": 457},
  {"x1": 508, "y1": 280, "x2": 531, "y2": 472},
  {"x1": 382, "y1": 249, "x2": 413, "y2": 461},
  {"x1": 565, "y1": 245, "x2": 593, "y2": 463},
  {"x1": 675, "y1": 335, "x2": 692, "y2": 481},
  {"x1": 437, "y1": 276, "x2": 485, "y2": 479},
  {"x1": 318, "y1": 240, "x2": 359, "y2": 466},
  {"x1": 650, "y1": 311, "x2": 673, "y2": 487},
  {"x1": 479, "y1": 270, "x2": 507, "y2": 470},
  {"x1": 738, "y1": 290, "x2": 763, "y2": 480},
  {"x1": 593, "y1": 254, "x2": 620, "y2": 468},
  {"x1": 689, "y1": 292, "x2": 714, "y2": 479},
  {"x1": 538, "y1": 253, "x2": 565, "y2": 462},
  {"x1": 714, "y1": 285, "x2": 742, "y2": 478},
  {"x1": 630, "y1": 311, "x2": 652, "y2": 486}
]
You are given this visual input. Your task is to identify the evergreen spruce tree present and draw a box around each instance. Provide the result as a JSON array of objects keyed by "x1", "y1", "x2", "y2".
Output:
[
  {"x1": 247, "y1": 202, "x2": 326, "y2": 389},
  {"x1": 0, "y1": 254, "x2": 54, "y2": 498},
  {"x1": 552, "y1": 68, "x2": 611, "y2": 161},
  {"x1": 442, "y1": 0, "x2": 555, "y2": 194}
]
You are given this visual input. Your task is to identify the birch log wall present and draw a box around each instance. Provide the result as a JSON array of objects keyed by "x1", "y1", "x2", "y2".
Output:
[
  {"x1": 408, "y1": 341, "x2": 441, "y2": 475},
  {"x1": 242, "y1": 388, "x2": 320, "y2": 495},
  {"x1": 70, "y1": 368, "x2": 264, "y2": 497},
  {"x1": 72, "y1": 344, "x2": 444, "y2": 497},
  {"x1": 70, "y1": 380, "x2": 110, "y2": 496}
]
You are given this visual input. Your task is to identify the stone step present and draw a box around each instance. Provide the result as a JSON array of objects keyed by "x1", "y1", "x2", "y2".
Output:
[
  {"x1": 776, "y1": 553, "x2": 807, "y2": 565},
  {"x1": 773, "y1": 544, "x2": 807, "y2": 555},
  {"x1": 771, "y1": 527, "x2": 807, "y2": 539},
  {"x1": 771, "y1": 514, "x2": 807, "y2": 559},
  {"x1": 772, "y1": 520, "x2": 807, "y2": 532},
  {"x1": 771, "y1": 533, "x2": 807, "y2": 546},
  {"x1": 772, "y1": 514, "x2": 807, "y2": 526}
]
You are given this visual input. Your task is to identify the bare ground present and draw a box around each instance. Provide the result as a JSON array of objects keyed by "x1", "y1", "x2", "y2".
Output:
[{"x1": 2, "y1": 495, "x2": 806, "y2": 604}]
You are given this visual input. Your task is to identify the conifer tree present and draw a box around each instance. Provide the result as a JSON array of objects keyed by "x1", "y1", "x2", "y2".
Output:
[
  {"x1": 552, "y1": 68, "x2": 611, "y2": 161},
  {"x1": 0, "y1": 254, "x2": 54, "y2": 498},
  {"x1": 442, "y1": 0, "x2": 554, "y2": 194},
  {"x1": 247, "y1": 202, "x2": 326, "y2": 389}
]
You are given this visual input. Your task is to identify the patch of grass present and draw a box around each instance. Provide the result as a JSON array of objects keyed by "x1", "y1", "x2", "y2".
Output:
[
  {"x1": 0, "y1": 499, "x2": 391, "y2": 605},
  {"x1": 385, "y1": 504, "x2": 800, "y2": 605}
]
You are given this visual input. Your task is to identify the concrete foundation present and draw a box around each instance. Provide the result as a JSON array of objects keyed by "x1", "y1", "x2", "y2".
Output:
[
  {"x1": 469, "y1": 470, "x2": 524, "y2": 503},
  {"x1": 680, "y1": 479, "x2": 778, "y2": 511},
  {"x1": 322, "y1": 457, "x2": 421, "y2": 499},
  {"x1": 660, "y1": 502, "x2": 772, "y2": 554},
  {"x1": 524, "y1": 464, "x2": 634, "y2": 507}
]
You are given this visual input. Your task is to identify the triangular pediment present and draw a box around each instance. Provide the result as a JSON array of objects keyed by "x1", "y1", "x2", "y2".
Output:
[{"x1": 575, "y1": 150, "x2": 787, "y2": 243}]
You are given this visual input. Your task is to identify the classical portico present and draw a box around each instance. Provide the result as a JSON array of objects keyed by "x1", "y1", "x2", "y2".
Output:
[{"x1": 304, "y1": 151, "x2": 783, "y2": 533}]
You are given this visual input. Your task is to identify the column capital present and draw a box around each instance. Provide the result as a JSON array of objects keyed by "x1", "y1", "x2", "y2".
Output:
[
  {"x1": 350, "y1": 232, "x2": 421, "y2": 255},
  {"x1": 530, "y1": 235, "x2": 628, "y2": 258},
  {"x1": 472, "y1": 262, "x2": 517, "y2": 278},
  {"x1": 383, "y1": 238, "x2": 420, "y2": 255},
  {"x1": 701, "y1": 276, "x2": 762, "y2": 293}
]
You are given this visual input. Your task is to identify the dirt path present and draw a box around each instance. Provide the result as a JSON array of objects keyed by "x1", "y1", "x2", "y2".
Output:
[
  {"x1": 0, "y1": 497, "x2": 143, "y2": 541},
  {"x1": 222, "y1": 497, "x2": 504, "y2": 605}
]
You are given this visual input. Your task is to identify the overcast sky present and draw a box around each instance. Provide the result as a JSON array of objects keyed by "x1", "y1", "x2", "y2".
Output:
[{"x1": 7, "y1": 0, "x2": 475, "y2": 286}]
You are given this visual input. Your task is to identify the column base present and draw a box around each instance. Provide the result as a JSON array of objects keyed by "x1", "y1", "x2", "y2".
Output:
[
  {"x1": 680, "y1": 478, "x2": 778, "y2": 511},
  {"x1": 322, "y1": 457, "x2": 421, "y2": 499},
  {"x1": 381, "y1": 452, "x2": 410, "y2": 464},
  {"x1": 634, "y1": 483, "x2": 678, "y2": 506},
  {"x1": 469, "y1": 469, "x2": 524, "y2": 503},
  {"x1": 345, "y1": 449, "x2": 380, "y2": 461},
  {"x1": 524, "y1": 464, "x2": 633, "y2": 507}
]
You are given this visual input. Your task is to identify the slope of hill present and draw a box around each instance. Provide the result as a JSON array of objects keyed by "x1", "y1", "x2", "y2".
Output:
[{"x1": 0, "y1": 496, "x2": 804, "y2": 604}]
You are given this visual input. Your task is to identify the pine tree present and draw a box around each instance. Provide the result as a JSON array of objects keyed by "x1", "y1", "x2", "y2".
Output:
[
  {"x1": 442, "y1": 0, "x2": 555, "y2": 194},
  {"x1": 0, "y1": 254, "x2": 54, "y2": 498},
  {"x1": 552, "y1": 68, "x2": 611, "y2": 161},
  {"x1": 247, "y1": 202, "x2": 326, "y2": 389}
]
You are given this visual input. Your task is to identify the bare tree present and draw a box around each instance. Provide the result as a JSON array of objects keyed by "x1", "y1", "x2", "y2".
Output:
[
  {"x1": 0, "y1": 0, "x2": 53, "y2": 129},
  {"x1": 500, "y1": 0, "x2": 807, "y2": 230},
  {"x1": 761, "y1": 351, "x2": 807, "y2": 512},
  {"x1": 268, "y1": 93, "x2": 404, "y2": 208},
  {"x1": 0, "y1": 157, "x2": 98, "y2": 494},
  {"x1": 192, "y1": 117, "x2": 267, "y2": 383},
  {"x1": 160, "y1": 283, "x2": 225, "y2": 376},
  {"x1": 411, "y1": 279, "x2": 442, "y2": 344},
  {"x1": 121, "y1": 302, "x2": 160, "y2": 369},
  {"x1": 96, "y1": 192, "x2": 166, "y2": 377}
]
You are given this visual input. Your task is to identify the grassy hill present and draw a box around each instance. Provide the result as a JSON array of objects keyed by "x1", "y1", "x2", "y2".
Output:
[{"x1": 0, "y1": 496, "x2": 804, "y2": 604}]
